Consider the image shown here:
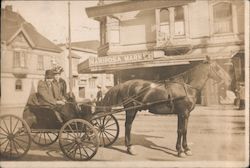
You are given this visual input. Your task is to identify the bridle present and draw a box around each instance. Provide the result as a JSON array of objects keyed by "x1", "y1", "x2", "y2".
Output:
[{"x1": 208, "y1": 63, "x2": 226, "y2": 86}]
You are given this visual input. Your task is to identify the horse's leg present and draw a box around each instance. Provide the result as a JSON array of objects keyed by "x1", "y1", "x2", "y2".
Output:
[
  {"x1": 176, "y1": 112, "x2": 186, "y2": 157},
  {"x1": 182, "y1": 110, "x2": 192, "y2": 156},
  {"x1": 125, "y1": 109, "x2": 138, "y2": 155}
]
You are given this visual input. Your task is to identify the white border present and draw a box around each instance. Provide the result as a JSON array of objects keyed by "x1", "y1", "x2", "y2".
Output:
[{"x1": 1, "y1": 1, "x2": 249, "y2": 168}]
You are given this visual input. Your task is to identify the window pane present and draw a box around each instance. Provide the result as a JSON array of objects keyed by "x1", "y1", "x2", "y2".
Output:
[
  {"x1": 213, "y1": 3, "x2": 232, "y2": 19},
  {"x1": 174, "y1": 6, "x2": 185, "y2": 36},
  {"x1": 213, "y1": 2, "x2": 232, "y2": 33},
  {"x1": 174, "y1": 21, "x2": 185, "y2": 35},
  {"x1": 14, "y1": 51, "x2": 20, "y2": 67},
  {"x1": 160, "y1": 9, "x2": 169, "y2": 22},
  {"x1": 175, "y1": 6, "x2": 184, "y2": 21},
  {"x1": 160, "y1": 9, "x2": 170, "y2": 39}
]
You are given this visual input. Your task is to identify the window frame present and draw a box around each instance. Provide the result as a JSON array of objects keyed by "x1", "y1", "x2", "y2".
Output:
[
  {"x1": 209, "y1": 0, "x2": 238, "y2": 36},
  {"x1": 212, "y1": 2, "x2": 233, "y2": 35},
  {"x1": 13, "y1": 50, "x2": 27, "y2": 68}
]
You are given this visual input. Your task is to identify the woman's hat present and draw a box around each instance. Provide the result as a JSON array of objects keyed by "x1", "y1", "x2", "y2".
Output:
[
  {"x1": 45, "y1": 70, "x2": 55, "y2": 79},
  {"x1": 53, "y1": 66, "x2": 64, "y2": 74}
]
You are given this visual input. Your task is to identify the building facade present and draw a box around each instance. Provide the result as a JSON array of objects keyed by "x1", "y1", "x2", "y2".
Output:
[
  {"x1": 59, "y1": 41, "x2": 114, "y2": 101},
  {"x1": 79, "y1": 0, "x2": 245, "y2": 105},
  {"x1": 1, "y1": 6, "x2": 63, "y2": 114}
]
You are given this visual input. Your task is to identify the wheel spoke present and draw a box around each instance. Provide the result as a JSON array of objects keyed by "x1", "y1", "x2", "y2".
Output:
[
  {"x1": 13, "y1": 139, "x2": 25, "y2": 152},
  {"x1": 104, "y1": 130, "x2": 115, "y2": 137},
  {"x1": 104, "y1": 116, "x2": 112, "y2": 126},
  {"x1": 4, "y1": 140, "x2": 10, "y2": 153},
  {"x1": 103, "y1": 131, "x2": 111, "y2": 143},
  {"x1": 104, "y1": 128, "x2": 117, "y2": 131},
  {"x1": 101, "y1": 132, "x2": 105, "y2": 145},
  {"x1": 44, "y1": 133, "x2": 46, "y2": 144},
  {"x1": 78, "y1": 145, "x2": 83, "y2": 159},
  {"x1": 75, "y1": 122, "x2": 79, "y2": 137},
  {"x1": 68, "y1": 124, "x2": 76, "y2": 137},
  {"x1": 10, "y1": 116, "x2": 12, "y2": 133},
  {"x1": 9, "y1": 140, "x2": 13, "y2": 158},
  {"x1": 38, "y1": 132, "x2": 42, "y2": 143},
  {"x1": 105, "y1": 123, "x2": 116, "y2": 128},
  {"x1": 2, "y1": 120, "x2": 10, "y2": 134},
  {"x1": 12, "y1": 139, "x2": 20, "y2": 155},
  {"x1": 0, "y1": 126, "x2": 9, "y2": 135},
  {"x1": 81, "y1": 144, "x2": 90, "y2": 158},
  {"x1": 84, "y1": 144, "x2": 95, "y2": 152},
  {"x1": 12, "y1": 119, "x2": 20, "y2": 133},
  {"x1": 62, "y1": 141, "x2": 75, "y2": 147},
  {"x1": 15, "y1": 137, "x2": 29, "y2": 145},
  {"x1": 0, "y1": 132, "x2": 8, "y2": 136},
  {"x1": 47, "y1": 133, "x2": 53, "y2": 142},
  {"x1": 0, "y1": 138, "x2": 9, "y2": 146}
]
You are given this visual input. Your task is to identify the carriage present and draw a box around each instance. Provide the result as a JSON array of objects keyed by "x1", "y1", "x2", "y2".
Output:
[
  {"x1": 0, "y1": 101, "x2": 120, "y2": 161},
  {"x1": 0, "y1": 57, "x2": 230, "y2": 160}
]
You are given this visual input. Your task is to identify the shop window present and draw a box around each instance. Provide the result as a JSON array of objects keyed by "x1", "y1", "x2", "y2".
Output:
[
  {"x1": 37, "y1": 55, "x2": 44, "y2": 70},
  {"x1": 213, "y1": 2, "x2": 233, "y2": 34},
  {"x1": 13, "y1": 51, "x2": 27, "y2": 68},
  {"x1": 174, "y1": 6, "x2": 185, "y2": 36},
  {"x1": 15, "y1": 79, "x2": 22, "y2": 91},
  {"x1": 160, "y1": 9, "x2": 170, "y2": 39}
]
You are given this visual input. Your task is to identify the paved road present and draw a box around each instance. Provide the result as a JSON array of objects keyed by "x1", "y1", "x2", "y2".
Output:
[{"x1": 0, "y1": 105, "x2": 246, "y2": 163}]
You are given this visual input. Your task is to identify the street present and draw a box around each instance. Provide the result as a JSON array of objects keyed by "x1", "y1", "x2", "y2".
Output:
[{"x1": 1, "y1": 105, "x2": 245, "y2": 162}]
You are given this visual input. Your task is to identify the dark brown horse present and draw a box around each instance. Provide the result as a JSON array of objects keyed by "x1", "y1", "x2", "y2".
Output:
[{"x1": 100, "y1": 58, "x2": 231, "y2": 157}]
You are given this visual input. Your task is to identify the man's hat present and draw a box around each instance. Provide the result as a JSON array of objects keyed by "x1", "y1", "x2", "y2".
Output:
[
  {"x1": 97, "y1": 85, "x2": 102, "y2": 88},
  {"x1": 45, "y1": 70, "x2": 55, "y2": 79}
]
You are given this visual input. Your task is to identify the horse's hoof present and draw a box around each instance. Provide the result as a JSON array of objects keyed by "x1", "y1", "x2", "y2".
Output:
[
  {"x1": 185, "y1": 150, "x2": 192, "y2": 156},
  {"x1": 127, "y1": 146, "x2": 137, "y2": 155},
  {"x1": 178, "y1": 151, "x2": 186, "y2": 158}
]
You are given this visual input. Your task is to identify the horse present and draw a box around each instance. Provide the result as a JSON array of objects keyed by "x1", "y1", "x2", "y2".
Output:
[{"x1": 99, "y1": 57, "x2": 231, "y2": 157}]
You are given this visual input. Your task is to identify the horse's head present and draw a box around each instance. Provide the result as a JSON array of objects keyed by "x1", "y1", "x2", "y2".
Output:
[{"x1": 205, "y1": 56, "x2": 232, "y2": 86}]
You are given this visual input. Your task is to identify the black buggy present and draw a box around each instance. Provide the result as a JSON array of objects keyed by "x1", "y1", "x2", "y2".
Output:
[{"x1": 0, "y1": 100, "x2": 119, "y2": 161}]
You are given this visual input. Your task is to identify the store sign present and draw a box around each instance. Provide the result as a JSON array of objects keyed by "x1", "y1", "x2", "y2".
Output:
[{"x1": 89, "y1": 51, "x2": 154, "y2": 67}]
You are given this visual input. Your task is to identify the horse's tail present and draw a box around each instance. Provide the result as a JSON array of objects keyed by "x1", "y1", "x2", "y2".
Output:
[{"x1": 102, "y1": 84, "x2": 124, "y2": 106}]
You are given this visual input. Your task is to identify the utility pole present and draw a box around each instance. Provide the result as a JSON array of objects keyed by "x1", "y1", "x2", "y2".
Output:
[{"x1": 68, "y1": 1, "x2": 73, "y2": 94}]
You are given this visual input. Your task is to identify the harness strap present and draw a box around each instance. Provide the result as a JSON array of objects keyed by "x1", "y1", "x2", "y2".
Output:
[{"x1": 165, "y1": 84, "x2": 175, "y2": 114}]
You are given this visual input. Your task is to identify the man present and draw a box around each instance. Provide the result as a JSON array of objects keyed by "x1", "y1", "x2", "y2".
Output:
[
  {"x1": 96, "y1": 85, "x2": 103, "y2": 106},
  {"x1": 52, "y1": 66, "x2": 67, "y2": 100}
]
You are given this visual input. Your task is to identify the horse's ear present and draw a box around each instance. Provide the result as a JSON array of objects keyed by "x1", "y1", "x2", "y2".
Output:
[{"x1": 203, "y1": 55, "x2": 211, "y2": 64}]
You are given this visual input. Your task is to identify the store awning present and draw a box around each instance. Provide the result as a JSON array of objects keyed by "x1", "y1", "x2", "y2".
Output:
[
  {"x1": 78, "y1": 50, "x2": 236, "y2": 74},
  {"x1": 86, "y1": 0, "x2": 195, "y2": 18}
]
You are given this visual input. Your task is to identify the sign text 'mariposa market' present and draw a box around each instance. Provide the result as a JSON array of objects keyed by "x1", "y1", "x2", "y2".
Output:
[{"x1": 89, "y1": 51, "x2": 154, "y2": 67}]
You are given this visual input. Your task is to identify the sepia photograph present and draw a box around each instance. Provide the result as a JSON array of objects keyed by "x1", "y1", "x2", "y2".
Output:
[{"x1": 0, "y1": 0, "x2": 249, "y2": 167}]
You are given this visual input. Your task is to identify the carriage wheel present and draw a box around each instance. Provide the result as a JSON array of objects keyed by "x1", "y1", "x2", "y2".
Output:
[
  {"x1": 91, "y1": 114, "x2": 119, "y2": 147},
  {"x1": 0, "y1": 115, "x2": 31, "y2": 160},
  {"x1": 31, "y1": 130, "x2": 59, "y2": 146},
  {"x1": 59, "y1": 119, "x2": 99, "y2": 161}
]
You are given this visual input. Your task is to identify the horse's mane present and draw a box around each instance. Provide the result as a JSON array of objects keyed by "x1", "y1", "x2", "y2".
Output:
[
  {"x1": 102, "y1": 80, "x2": 153, "y2": 106},
  {"x1": 168, "y1": 63, "x2": 205, "y2": 83},
  {"x1": 102, "y1": 62, "x2": 209, "y2": 107}
]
